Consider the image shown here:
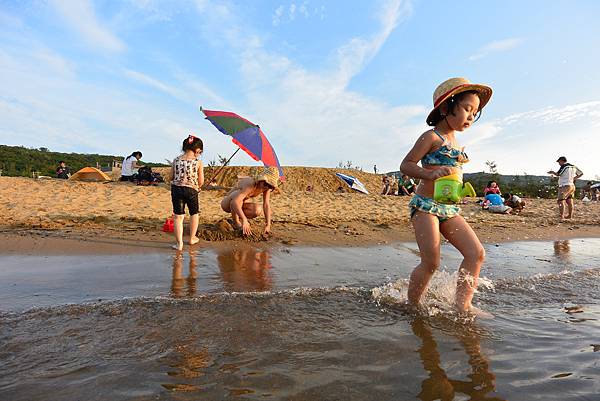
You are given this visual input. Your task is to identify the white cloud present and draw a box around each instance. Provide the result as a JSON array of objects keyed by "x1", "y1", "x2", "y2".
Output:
[
  {"x1": 272, "y1": 1, "x2": 325, "y2": 26},
  {"x1": 50, "y1": 0, "x2": 126, "y2": 52},
  {"x1": 462, "y1": 102, "x2": 600, "y2": 176},
  {"x1": 123, "y1": 69, "x2": 185, "y2": 100},
  {"x1": 193, "y1": 0, "x2": 421, "y2": 171},
  {"x1": 469, "y1": 38, "x2": 522, "y2": 61}
]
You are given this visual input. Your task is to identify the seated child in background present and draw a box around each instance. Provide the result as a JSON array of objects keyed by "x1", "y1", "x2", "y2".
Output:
[
  {"x1": 503, "y1": 193, "x2": 525, "y2": 213},
  {"x1": 483, "y1": 180, "x2": 501, "y2": 196},
  {"x1": 381, "y1": 176, "x2": 391, "y2": 195},
  {"x1": 398, "y1": 174, "x2": 416, "y2": 196},
  {"x1": 483, "y1": 193, "x2": 511, "y2": 214}
]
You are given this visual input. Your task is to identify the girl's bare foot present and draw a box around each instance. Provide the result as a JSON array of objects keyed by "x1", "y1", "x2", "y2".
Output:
[
  {"x1": 172, "y1": 243, "x2": 183, "y2": 251},
  {"x1": 189, "y1": 236, "x2": 200, "y2": 245}
]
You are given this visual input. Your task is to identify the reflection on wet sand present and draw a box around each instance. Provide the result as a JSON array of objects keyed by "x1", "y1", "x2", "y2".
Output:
[
  {"x1": 171, "y1": 250, "x2": 198, "y2": 297},
  {"x1": 411, "y1": 318, "x2": 505, "y2": 401},
  {"x1": 216, "y1": 245, "x2": 272, "y2": 292},
  {"x1": 553, "y1": 240, "x2": 571, "y2": 261}
]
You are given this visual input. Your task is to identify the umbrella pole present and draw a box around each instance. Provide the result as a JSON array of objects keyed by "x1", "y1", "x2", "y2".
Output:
[{"x1": 203, "y1": 148, "x2": 240, "y2": 188}]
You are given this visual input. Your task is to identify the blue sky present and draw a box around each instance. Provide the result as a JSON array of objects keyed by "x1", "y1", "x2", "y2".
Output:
[{"x1": 1, "y1": 0, "x2": 600, "y2": 178}]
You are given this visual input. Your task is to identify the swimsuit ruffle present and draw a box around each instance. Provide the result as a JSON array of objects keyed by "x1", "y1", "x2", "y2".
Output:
[{"x1": 409, "y1": 194, "x2": 461, "y2": 219}]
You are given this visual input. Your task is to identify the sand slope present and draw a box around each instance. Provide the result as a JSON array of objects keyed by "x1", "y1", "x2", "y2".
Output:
[{"x1": 1, "y1": 170, "x2": 600, "y2": 246}]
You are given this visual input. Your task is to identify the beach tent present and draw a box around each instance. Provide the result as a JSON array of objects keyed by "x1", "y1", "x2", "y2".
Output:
[
  {"x1": 69, "y1": 167, "x2": 111, "y2": 182},
  {"x1": 335, "y1": 172, "x2": 369, "y2": 194}
]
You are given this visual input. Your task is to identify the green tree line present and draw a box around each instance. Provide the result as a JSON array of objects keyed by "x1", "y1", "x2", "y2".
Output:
[{"x1": 0, "y1": 145, "x2": 167, "y2": 177}]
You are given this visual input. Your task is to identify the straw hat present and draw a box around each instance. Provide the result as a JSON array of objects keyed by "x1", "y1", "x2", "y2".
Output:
[
  {"x1": 426, "y1": 77, "x2": 492, "y2": 125},
  {"x1": 255, "y1": 166, "x2": 280, "y2": 189}
]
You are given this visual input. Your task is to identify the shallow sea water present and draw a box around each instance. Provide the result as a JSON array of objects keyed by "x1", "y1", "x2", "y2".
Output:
[{"x1": 1, "y1": 239, "x2": 599, "y2": 400}]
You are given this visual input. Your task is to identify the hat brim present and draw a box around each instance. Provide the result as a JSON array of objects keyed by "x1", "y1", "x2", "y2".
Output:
[{"x1": 426, "y1": 83, "x2": 492, "y2": 125}]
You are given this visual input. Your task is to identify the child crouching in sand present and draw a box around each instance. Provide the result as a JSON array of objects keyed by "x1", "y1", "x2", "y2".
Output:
[
  {"x1": 171, "y1": 135, "x2": 204, "y2": 250},
  {"x1": 220, "y1": 167, "x2": 279, "y2": 236},
  {"x1": 400, "y1": 77, "x2": 492, "y2": 313}
]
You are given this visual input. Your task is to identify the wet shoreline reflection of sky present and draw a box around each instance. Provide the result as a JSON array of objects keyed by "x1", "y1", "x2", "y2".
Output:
[
  {"x1": 1, "y1": 238, "x2": 599, "y2": 312},
  {"x1": 1, "y1": 239, "x2": 600, "y2": 400}
]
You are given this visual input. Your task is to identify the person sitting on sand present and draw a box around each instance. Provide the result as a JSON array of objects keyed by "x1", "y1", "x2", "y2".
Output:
[
  {"x1": 220, "y1": 167, "x2": 280, "y2": 236},
  {"x1": 55, "y1": 161, "x2": 71, "y2": 179},
  {"x1": 483, "y1": 180, "x2": 501, "y2": 196},
  {"x1": 484, "y1": 193, "x2": 511, "y2": 214},
  {"x1": 398, "y1": 174, "x2": 416, "y2": 196},
  {"x1": 503, "y1": 193, "x2": 525, "y2": 213},
  {"x1": 121, "y1": 151, "x2": 144, "y2": 182},
  {"x1": 381, "y1": 176, "x2": 391, "y2": 195},
  {"x1": 171, "y1": 135, "x2": 204, "y2": 250}
]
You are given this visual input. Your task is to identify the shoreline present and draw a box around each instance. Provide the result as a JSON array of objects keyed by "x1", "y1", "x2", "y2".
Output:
[{"x1": 2, "y1": 220, "x2": 600, "y2": 256}]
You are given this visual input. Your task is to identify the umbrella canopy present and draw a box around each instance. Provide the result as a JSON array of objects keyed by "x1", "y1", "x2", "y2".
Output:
[
  {"x1": 590, "y1": 182, "x2": 600, "y2": 189},
  {"x1": 335, "y1": 172, "x2": 369, "y2": 194},
  {"x1": 201, "y1": 108, "x2": 284, "y2": 179}
]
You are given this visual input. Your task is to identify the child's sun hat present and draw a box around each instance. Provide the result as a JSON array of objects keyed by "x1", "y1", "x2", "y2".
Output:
[
  {"x1": 255, "y1": 166, "x2": 280, "y2": 189},
  {"x1": 426, "y1": 77, "x2": 493, "y2": 125}
]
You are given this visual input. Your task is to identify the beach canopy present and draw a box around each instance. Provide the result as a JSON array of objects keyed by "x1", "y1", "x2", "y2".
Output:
[
  {"x1": 69, "y1": 167, "x2": 111, "y2": 182},
  {"x1": 335, "y1": 172, "x2": 369, "y2": 194}
]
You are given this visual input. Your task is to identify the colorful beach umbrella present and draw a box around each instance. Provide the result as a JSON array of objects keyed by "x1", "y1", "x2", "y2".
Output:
[
  {"x1": 201, "y1": 108, "x2": 284, "y2": 179},
  {"x1": 335, "y1": 172, "x2": 369, "y2": 194}
]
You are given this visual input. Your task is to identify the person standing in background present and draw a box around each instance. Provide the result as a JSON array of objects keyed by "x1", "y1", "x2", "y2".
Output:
[{"x1": 548, "y1": 156, "x2": 583, "y2": 219}]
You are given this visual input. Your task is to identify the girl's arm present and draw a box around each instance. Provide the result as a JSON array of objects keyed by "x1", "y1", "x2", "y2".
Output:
[
  {"x1": 400, "y1": 132, "x2": 453, "y2": 180},
  {"x1": 262, "y1": 190, "x2": 272, "y2": 234},
  {"x1": 230, "y1": 186, "x2": 254, "y2": 235},
  {"x1": 197, "y1": 160, "x2": 204, "y2": 188}
]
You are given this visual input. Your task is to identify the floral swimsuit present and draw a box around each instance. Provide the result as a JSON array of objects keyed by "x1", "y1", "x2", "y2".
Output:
[{"x1": 409, "y1": 129, "x2": 469, "y2": 222}]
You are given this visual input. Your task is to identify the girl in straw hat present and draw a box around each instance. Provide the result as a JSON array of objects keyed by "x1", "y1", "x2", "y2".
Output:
[
  {"x1": 220, "y1": 167, "x2": 280, "y2": 236},
  {"x1": 400, "y1": 77, "x2": 492, "y2": 313}
]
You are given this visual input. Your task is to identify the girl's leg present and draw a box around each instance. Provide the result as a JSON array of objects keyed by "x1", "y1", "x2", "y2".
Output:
[
  {"x1": 408, "y1": 212, "x2": 442, "y2": 306},
  {"x1": 439, "y1": 216, "x2": 485, "y2": 312},
  {"x1": 173, "y1": 214, "x2": 185, "y2": 250},
  {"x1": 189, "y1": 214, "x2": 200, "y2": 245}
]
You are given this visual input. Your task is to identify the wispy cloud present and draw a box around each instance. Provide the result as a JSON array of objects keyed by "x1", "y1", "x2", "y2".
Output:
[
  {"x1": 50, "y1": 0, "x2": 126, "y2": 52},
  {"x1": 123, "y1": 69, "x2": 184, "y2": 100},
  {"x1": 193, "y1": 0, "x2": 422, "y2": 170},
  {"x1": 272, "y1": 2, "x2": 325, "y2": 26},
  {"x1": 469, "y1": 38, "x2": 522, "y2": 61}
]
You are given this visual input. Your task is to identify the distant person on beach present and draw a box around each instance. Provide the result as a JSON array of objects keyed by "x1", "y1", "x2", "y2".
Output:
[
  {"x1": 120, "y1": 151, "x2": 144, "y2": 182},
  {"x1": 171, "y1": 135, "x2": 204, "y2": 250},
  {"x1": 220, "y1": 167, "x2": 279, "y2": 236},
  {"x1": 503, "y1": 193, "x2": 525, "y2": 213},
  {"x1": 547, "y1": 156, "x2": 583, "y2": 219},
  {"x1": 55, "y1": 161, "x2": 70, "y2": 179},
  {"x1": 373, "y1": 164, "x2": 378, "y2": 174},
  {"x1": 398, "y1": 174, "x2": 416, "y2": 196},
  {"x1": 400, "y1": 77, "x2": 492, "y2": 313},
  {"x1": 483, "y1": 180, "x2": 501, "y2": 196}
]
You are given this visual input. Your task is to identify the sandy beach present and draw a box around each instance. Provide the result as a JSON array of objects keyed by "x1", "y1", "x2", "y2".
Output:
[{"x1": 1, "y1": 168, "x2": 599, "y2": 251}]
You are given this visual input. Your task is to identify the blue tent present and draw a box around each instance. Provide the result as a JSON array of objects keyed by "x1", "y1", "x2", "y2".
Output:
[{"x1": 335, "y1": 172, "x2": 369, "y2": 194}]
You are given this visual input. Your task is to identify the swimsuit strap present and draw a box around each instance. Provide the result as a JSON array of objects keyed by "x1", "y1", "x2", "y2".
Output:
[{"x1": 432, "y1": 129, "x2": 447, "y2": 145}]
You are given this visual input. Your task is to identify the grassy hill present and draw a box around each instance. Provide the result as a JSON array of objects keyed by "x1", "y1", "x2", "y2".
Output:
[{"x1": 0, "y1": 145, "x2": 167, "y2": 177}]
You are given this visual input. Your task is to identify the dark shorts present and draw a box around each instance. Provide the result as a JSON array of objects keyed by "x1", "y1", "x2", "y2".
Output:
[
  {"x1": 120, "y1": 175, "x2": 134, "y2": 182},
  {"x1": 171, "y1": 185, "x2": 199, "y2": 215}
]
